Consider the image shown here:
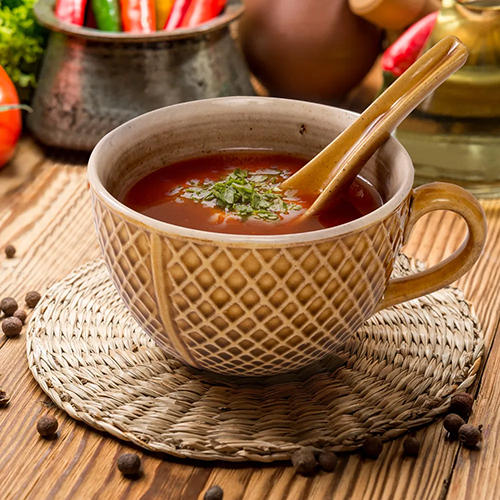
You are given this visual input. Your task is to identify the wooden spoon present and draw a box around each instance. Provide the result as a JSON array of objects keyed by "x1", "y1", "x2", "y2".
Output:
[{"x1": 280, "y1": 36, "x2": 468, "y2": 216}]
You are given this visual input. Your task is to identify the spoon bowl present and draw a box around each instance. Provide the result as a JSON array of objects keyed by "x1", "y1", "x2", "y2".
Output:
[{"x1": 280, "y1": 36, "x2": 469, "y2": 216}]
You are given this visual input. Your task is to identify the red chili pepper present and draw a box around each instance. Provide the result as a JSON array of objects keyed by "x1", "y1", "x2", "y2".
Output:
[
  {"x1": 382, "y1": 12, "x2": 439, "y2": 77},
  {"x1": 164, "y1": 0, "x2": 192, "y2": 29},
  {"x1": 120, "y1": 0, "x2": 156, "y2": 33},
  {"x1": 180, "y1": 0, "x2": 226, "y2": 28},
  {"x1": 84, "y1": 0, "x2": 97, "y2": 28},
  {"x1": 55, "y1": 0, "x2": 88, "y2": 26}
]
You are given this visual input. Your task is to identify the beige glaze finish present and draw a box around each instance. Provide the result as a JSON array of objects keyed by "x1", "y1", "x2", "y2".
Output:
[
  {"x1": 87, "y1": 97, "x2": 486, "y2": 376},
  {"x1": 281, "y1": 37, "x2": 469, "y2": 214}
]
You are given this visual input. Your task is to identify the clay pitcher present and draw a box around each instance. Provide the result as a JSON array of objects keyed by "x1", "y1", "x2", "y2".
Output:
[{"x1": 239, "y1": 0, "x2": 382, "y2": 102}]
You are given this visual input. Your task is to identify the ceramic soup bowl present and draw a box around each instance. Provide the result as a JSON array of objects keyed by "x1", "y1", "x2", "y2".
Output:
[{"x1": 88, "y1": 97, "x2": 486, "y2": 376}]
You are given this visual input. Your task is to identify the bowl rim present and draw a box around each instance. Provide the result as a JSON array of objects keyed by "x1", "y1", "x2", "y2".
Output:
[
  {"x1": 88, "y1": 97, "x2": 415, "y2": 246},
  {"x1": 34, "y1": 0, "x2": 242, "y2": 43}
]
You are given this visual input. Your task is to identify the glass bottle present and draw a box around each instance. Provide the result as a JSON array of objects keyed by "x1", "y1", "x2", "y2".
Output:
[{"x1": 395, "y1": 0, "x2": 500, "y2": 197}]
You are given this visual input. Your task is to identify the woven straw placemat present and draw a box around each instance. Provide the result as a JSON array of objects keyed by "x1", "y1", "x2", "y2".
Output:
[{"x1": 27, "y1": 254, "x2": 483, "y2": 462}]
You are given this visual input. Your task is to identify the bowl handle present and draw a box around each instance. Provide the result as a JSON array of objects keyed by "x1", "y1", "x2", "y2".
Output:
[{"x1": 375, "y1": 182, "x2": 487, "y2": 312}]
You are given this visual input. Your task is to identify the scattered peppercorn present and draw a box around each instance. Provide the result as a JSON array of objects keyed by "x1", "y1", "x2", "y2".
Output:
[
  {"x1": 204, "y1": 485, "x2": 224, "y2": 500},
  {"x1": 449, "y1": 393, "x2": 474, "y2": 420},
  {"x1": 117, "y1": 453, "x2": 141, "y2": 477},
  {"x1": 36, "y1": 415, "x2": 59, "y2": 438},
  {"x1": 25, "y1": 291, "x2": 41, "y2": 309},
  {"x1": 292, "y1": 447, "x2": 317, "y2": 475},
  {"x1": 318, "y1": 451, "x2": 339, "y2": 472},
  {"x1": 362, "y1": 437, "x2": 383, "y2": 459},
  {"x1": 13, "y1": 309, "x2": 27, "y2": 325},
  {"x1": 403, "y1": 436, "x2": 420, "y2": 457},
  {"x1": 444, "y1": 413, "x2": 466, "y2": 436},
  {"x1": 458, "y1": 424, "x2": 482, "y2": 448},
  {"x1": 0, "y1": 389, "x2": 9, "y2": 407},
  {"x1": 5, "y1": 245, "x2": 15, "y2": 259},
  {"x1": 2, "y1": 317, "x2": 23, "y2": 337},
  {"x1": 0, "y1": 297, "x2": 18, "y2": 316}
]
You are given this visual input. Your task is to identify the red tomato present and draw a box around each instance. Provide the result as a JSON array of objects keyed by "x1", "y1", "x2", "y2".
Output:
[{"x1": 0, "y1": 66, "x2": 22, "y2": 168}]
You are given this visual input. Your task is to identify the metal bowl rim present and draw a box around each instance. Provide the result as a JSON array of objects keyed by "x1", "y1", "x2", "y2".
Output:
[{"x1": 34, "y1": 0, "x2": 243, "y2": 42}]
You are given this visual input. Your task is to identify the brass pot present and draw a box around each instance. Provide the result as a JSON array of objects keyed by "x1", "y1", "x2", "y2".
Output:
[
  {"x1": 28, "y1": 0, "x2": 254, "y2": 151},
  {"x1": 395, "y1": 0, "x2": 500, "y2": 196}
]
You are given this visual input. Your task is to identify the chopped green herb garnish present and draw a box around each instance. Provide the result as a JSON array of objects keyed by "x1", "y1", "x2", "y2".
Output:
[{"x1": 180, "y1": 168, "x2": 303, "y2": 222}]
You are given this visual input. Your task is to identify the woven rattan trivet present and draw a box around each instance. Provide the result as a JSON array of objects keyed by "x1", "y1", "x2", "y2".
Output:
[{"x1": 27, "y1": 254, "x2": 483, "y2": 462}]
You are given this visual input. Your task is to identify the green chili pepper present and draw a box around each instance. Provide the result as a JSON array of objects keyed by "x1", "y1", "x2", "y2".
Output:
[{"x1": 91, "y1": 0, "x2": 122, "y2": 31}]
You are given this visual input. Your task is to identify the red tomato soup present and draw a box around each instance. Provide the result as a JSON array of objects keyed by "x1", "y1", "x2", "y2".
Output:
[{"x1": 120, "y1": 151, "x2": 383, "y2": 235}]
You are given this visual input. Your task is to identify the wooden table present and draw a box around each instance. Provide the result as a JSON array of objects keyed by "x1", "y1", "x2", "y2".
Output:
[{"x1": 1, "y1": 134, "x2": 500, "y2": 500}]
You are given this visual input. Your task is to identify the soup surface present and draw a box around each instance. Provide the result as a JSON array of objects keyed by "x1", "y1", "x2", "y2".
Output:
[{"x1": 120, "y1": 151, "x2": 383, "y2": 235}]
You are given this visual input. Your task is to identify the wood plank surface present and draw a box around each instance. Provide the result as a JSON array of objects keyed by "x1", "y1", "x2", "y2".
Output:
[{"x1": 1, "y1": 138, "x2": 500, "y2": 500}]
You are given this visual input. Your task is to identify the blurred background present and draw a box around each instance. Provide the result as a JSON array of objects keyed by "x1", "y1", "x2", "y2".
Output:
[{"x1": 2, "y1": 0, "x2": 500, "y2": 195}]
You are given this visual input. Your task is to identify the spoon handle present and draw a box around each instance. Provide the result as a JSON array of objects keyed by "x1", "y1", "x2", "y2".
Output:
[{"x1": 281, "y1": 36, "x2": 468, "y2": 216}]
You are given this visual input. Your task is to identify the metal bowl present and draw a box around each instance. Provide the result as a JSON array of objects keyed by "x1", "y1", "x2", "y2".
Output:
[{"x1": 28, "y1": 0, "x2": 254, "y2": 150}]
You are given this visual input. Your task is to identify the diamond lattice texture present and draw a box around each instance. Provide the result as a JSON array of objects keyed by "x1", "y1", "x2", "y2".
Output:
[{"x1": 91, "y1": 191, "x2": 410, "y2": 375}]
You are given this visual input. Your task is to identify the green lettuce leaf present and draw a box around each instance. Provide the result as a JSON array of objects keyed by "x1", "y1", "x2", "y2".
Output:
[{"x1": 0, "y1": 0, "x2": 47, "y2": 101}]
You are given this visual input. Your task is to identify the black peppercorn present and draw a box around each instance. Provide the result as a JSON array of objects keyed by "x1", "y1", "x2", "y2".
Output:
[
  {"x1": 444, "y1": 413, "x2": 466, "y2": 436},
  {"x1": 458, "y1": 424, "x2": 482, "y2": 448},
  {"x1": 292, "y1": 447, "x2": 317, "y2": 475},
  {"x1": 13, "y1": 309, "x2": 27, "y2": 325},
  {"x1": 117, "y1": 453, "x2": 141, "y2": 476},
  {"x1": 2, "y1": 317, "x2": 22, "y2": 337},
  {"x1": 5, "y1": 245, "x2": 15, "y2": 259},
  {"x1": 37, "y1": 415, "x2": 58, "y2": 438},
  {"x1": 25, "y1": 291, "x2": 41, "y2": 309},
  {"x1": 318, "y1": 451, "x2": 338, "y2": 472},
  {"x1": 204, "y1": 485, "x2": 224, "y2": 500},
  {"x1": 362, "y1": 437, "x2": 383, "y2": 459},
  {"x1": 403, "y1": 436, "x2": 420, "y2": 457},
  {"x1": 0, "y1": 389, "x2": 9, "y2": 407},
  {"x1": 450, "y1": 393, "x2": 474, "y2": 420},
  {"x1": 0, "y1": 297, "x2": 18, "y2": 317}
]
